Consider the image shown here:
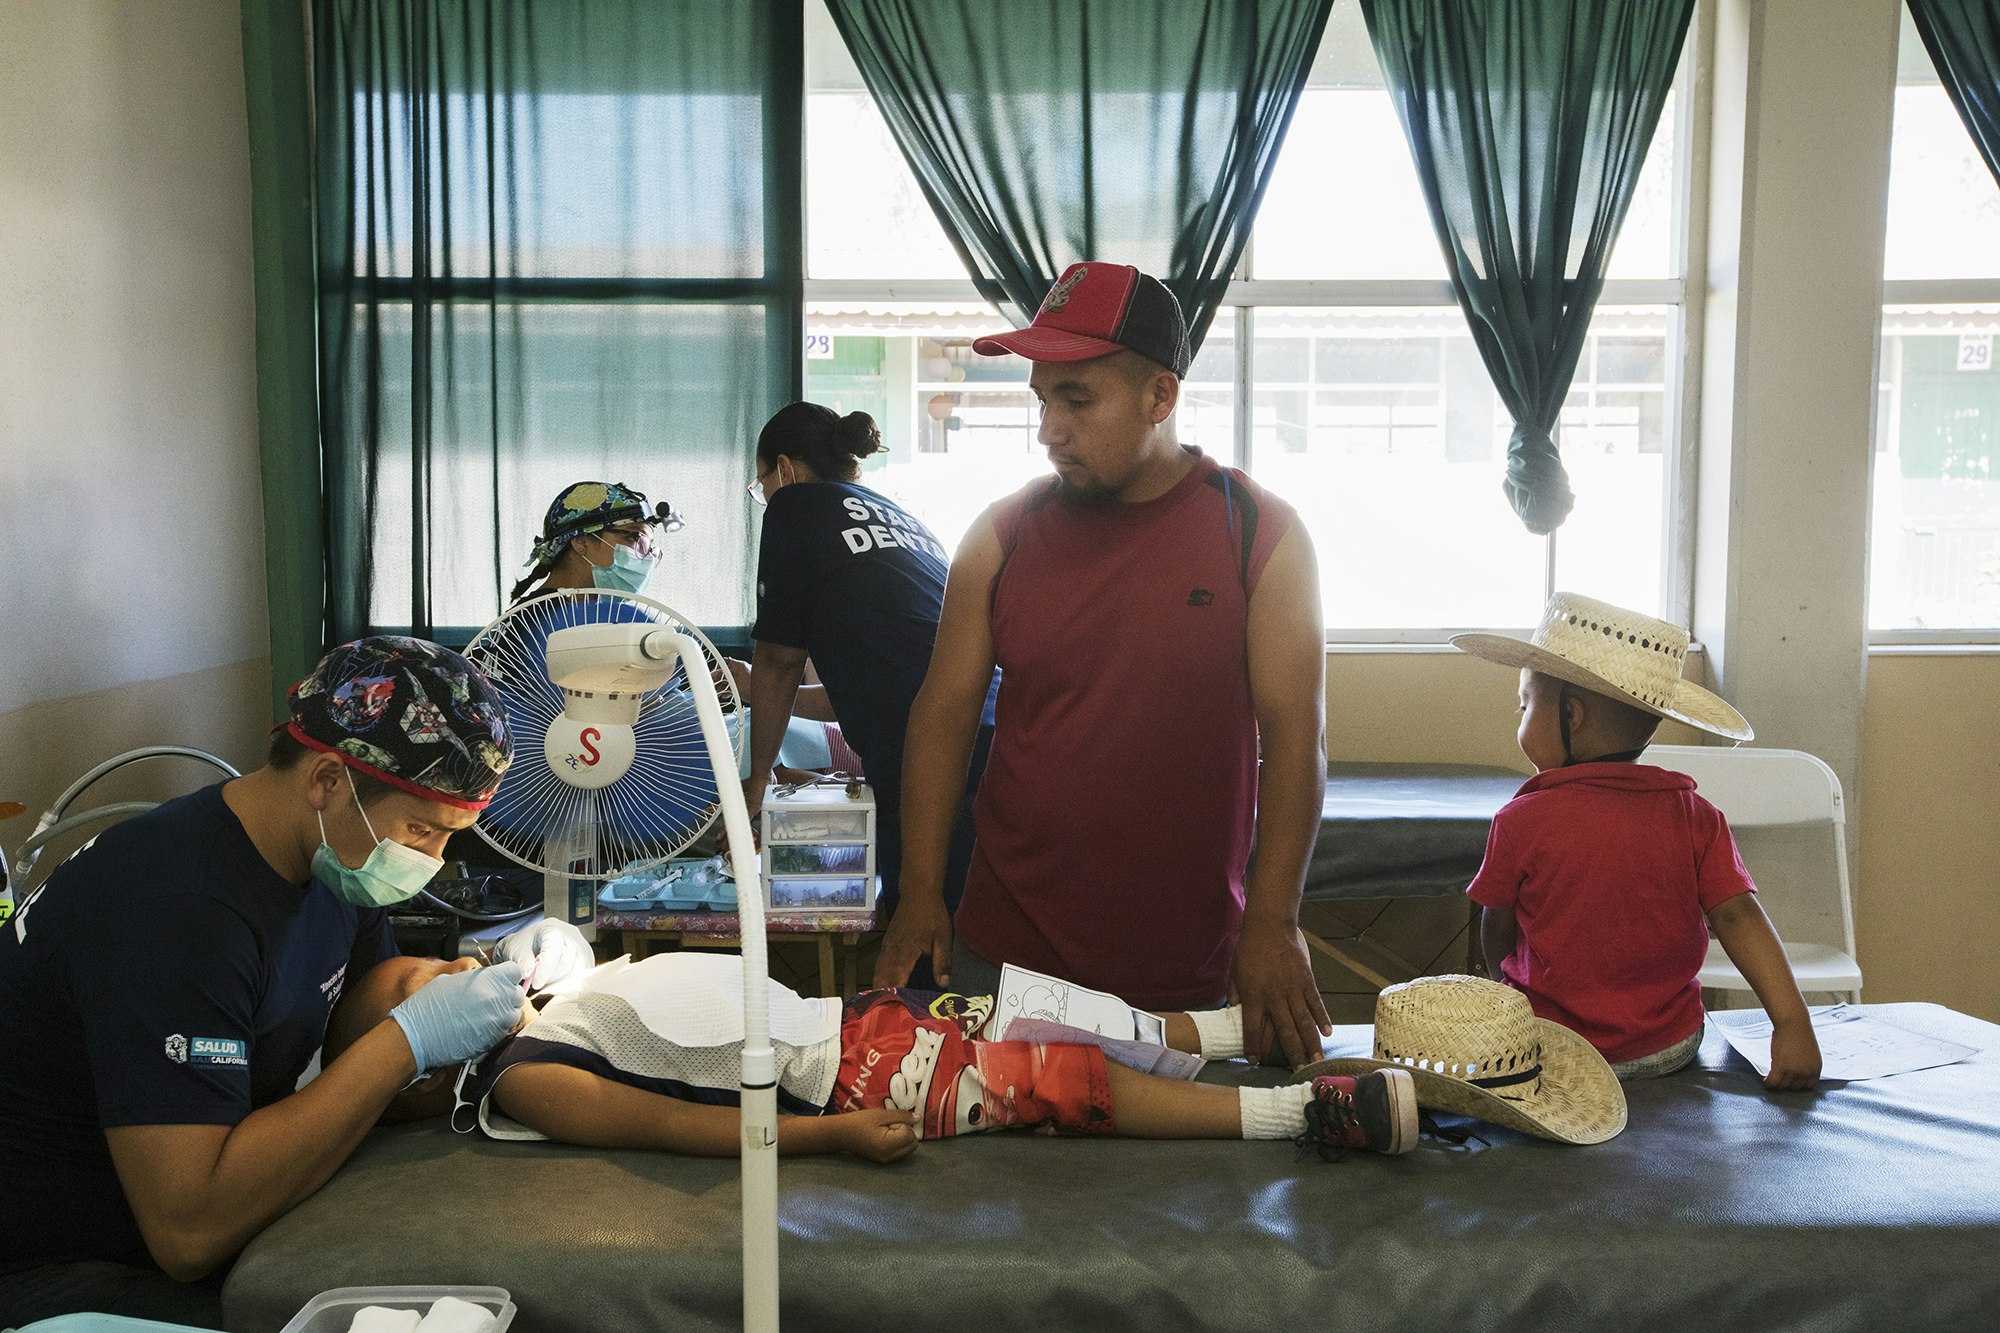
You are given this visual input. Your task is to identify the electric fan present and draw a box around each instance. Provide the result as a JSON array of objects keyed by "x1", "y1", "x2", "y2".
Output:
[
  {"x1": 468, "y1": 589, "x2": 744, "y2": 892},
  {"x1": 463, "y1": 588, "x2": 781, "y2": 1333}
]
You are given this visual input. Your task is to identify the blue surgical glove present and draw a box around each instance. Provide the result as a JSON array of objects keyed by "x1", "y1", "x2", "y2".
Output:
[
  {"x1": 495, "y1": 919, "x2": 594, "y2": 992},
  {"x1": 391, "y1": 960, "x2": 527, "y2": 1073}
]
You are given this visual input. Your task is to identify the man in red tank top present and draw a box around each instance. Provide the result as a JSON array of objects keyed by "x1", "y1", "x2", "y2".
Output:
[{"x1": 874, "y1": 262, "x2": 1334, "y2": 1065}]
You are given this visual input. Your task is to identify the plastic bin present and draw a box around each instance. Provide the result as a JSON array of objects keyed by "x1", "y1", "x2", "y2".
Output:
[
  {"x1": 768, "y1": 874, "x2": 872, "y2": 911},
  {"x1": 18, "y1": 1317, "x2": 219, "y2": 1332},
  {"x1": 768, "y1": 842, "x2": 869, "y2": 875},
  {"x1": 277, "y1": 1286, "x2": 515, "y2": 1333},
  {"x1": 766, "y1": 807, "x2": 870, "y2": 842}
]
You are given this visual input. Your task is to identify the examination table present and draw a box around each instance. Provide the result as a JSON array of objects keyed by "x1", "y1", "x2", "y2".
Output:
[{"x1": 223, "y1": 1002, "x2": 2000, "y2": 1332}]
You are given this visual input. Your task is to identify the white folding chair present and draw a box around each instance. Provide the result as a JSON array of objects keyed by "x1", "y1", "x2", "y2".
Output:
[{"x1": 1642, "y1": 744, "x2": 1862, "y2": 1003}]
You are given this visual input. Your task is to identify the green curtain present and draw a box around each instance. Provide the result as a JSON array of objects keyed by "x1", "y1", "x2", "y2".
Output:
[
  {"x1": 241, "y1": 0, "x2": 326, "y2": 714},
  {"x1": 1363, "y1": 0, "x2": 1693, "y2": 534},
  {"x1": 1907, "y1": 0, "x2": 2000, "y2": 190},
  {"x1": 314, "y1": 0, "x2": 803, "y2": 643},
  {"x1": 824, "y1": 0, "x2": 1332, "y2": 351}
]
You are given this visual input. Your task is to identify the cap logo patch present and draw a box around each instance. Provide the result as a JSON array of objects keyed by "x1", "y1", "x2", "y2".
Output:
[{"x1": 1040, "y1": 265, "x2": 1086, "y2": 314}]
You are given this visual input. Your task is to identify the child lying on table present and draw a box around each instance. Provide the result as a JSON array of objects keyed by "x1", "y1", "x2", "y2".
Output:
[{"x1": 326, "y1": 952, "x2": 1417, "y2": 1161}]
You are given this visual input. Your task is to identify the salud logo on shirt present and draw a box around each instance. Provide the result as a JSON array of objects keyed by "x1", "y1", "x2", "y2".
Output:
[
  {"x1": 163, "y1": 1034, "x2": 188, "y2": 1064},
  {"x1": 189, "y1": 1036, "x2": 249, "y2": 1068}
]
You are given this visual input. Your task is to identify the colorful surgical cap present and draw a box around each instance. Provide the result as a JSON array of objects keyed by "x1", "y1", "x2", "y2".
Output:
[
  {"x1": 528, "y1": 480, "x2": 678, "y2": 567},
  {"x1": 288, "y1": 636, "x2": 513, "y2": 810}
]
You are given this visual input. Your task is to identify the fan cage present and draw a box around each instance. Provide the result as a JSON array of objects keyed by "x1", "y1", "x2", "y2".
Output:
[{"x1": 465, "y1": 589, "x2": 743, "y2": 880}]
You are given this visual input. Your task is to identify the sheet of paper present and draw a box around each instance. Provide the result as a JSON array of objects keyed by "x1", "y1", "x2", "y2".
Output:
[
  {"x1": 1708, "y1": 1004, "x2": 1980, "y2": 1081},
  {"x1": 986, "y1": 963, "x2": 1145, "y2": 1043},
  {"x1": 1003, "y1": 1018, "x2": 1205, "y2": 1081}
]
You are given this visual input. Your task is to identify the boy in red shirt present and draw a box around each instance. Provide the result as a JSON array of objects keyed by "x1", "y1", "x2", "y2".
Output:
[{"x1": 1454, "y1": 593, "x2": 1822, "y2": 1089}]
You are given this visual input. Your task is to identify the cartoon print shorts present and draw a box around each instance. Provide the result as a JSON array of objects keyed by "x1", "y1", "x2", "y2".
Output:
[{"x1": 829, "y1": 989, "x2": 1114, "y2": 1139}]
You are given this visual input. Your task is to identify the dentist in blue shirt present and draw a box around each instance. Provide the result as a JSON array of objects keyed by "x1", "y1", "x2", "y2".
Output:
[{"x1": 0, "y1": 637, "x2": 579, "y2": 1326}]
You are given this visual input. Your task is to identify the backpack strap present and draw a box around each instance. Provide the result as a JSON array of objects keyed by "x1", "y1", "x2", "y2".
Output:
[{"x1": 1203, "y1": 467, "x2": 1262, "y2": 597}]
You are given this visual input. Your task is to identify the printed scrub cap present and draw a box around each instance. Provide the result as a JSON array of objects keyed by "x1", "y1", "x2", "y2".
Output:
[
  {"x1": 288, "y1": 636, "x2": 514, "y2": 810},
  {"x1": 529, "y1": 480, "x2": 680, "y2": 567}
]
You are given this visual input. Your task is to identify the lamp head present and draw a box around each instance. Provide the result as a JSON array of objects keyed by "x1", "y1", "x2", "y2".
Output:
[{"x1": 542, "y1": 624, "x2": 685, "y2": 788}]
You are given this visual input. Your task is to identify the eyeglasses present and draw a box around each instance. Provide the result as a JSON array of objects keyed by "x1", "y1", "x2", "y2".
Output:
[
  {"x1": 596, "y1": 525, "x2": 661, "y2": 559},
  {"x1": 749, "y1": 462, "x2": 787, "y2": 507}
]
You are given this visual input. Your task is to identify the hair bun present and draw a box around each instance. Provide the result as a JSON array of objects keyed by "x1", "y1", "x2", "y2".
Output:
[{"x1": 837, "y1": 411, "x2": 885, "y2": 459}]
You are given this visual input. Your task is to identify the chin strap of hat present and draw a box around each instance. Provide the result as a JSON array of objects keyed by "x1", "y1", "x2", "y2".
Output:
[{"x1": 1558, "y1": 683, "x2": 1577, "y2": 766}]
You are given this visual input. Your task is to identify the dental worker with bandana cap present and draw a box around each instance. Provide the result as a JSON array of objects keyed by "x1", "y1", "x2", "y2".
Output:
[
  {"x1": 507, "y1": 477, "x2": 839, "y2": 764},
  {"x1": 509, "y1": 480, "x2": 681, "y2": 606},
  {"x1": 507, "y1": 480, "x2": 756, "y2": 709},
  {"x1": 0, "y1": 637, "x2": 539, "y2": 1329}
]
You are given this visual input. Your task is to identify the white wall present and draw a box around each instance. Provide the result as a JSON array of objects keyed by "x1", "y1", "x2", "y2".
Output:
[
  {"x1": 1696, "y1": 0, "x2": 1900, "y2": 875},
  {"x1": 0, "y1": 1, "x2": 269, "y2": 833}
]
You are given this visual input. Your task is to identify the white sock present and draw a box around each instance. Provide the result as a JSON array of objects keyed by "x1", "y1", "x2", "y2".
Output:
[
  {"x1": 1238, "y1": 1083, "x2": 1313, "y2": 1140},
  {"x1": 1191, "y1": 1005, "x2": 1246, "y2": 1060}
]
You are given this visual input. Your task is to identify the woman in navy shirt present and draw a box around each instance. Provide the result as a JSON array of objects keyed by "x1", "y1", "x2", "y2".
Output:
[{"x1": 742, "y1": 403, "x2": 992, "y2": 987}]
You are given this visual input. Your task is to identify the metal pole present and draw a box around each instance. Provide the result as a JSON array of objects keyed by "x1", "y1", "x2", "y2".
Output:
[{"x1": 674, "y1": 633, "x2": 780, "y2": 1333}]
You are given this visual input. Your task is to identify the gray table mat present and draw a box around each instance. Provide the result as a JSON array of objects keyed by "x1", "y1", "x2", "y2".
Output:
[
  {"x1": 225, "y1": 1003, "x2": 2000, "y2": 1333},
  {"x1": 1307, "y1": 762, "x2": 1525, "y2": 901}
]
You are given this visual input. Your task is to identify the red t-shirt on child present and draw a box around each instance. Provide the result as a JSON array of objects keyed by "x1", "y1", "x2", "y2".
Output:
[{"x1": 1466, "y1": 762, "x2": 1755, "y2": 1064}]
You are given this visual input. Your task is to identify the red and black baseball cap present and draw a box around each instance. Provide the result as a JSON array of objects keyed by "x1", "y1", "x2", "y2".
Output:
[{"x1": 972, "y1": 262, "x2": 1192, "y2": 378}]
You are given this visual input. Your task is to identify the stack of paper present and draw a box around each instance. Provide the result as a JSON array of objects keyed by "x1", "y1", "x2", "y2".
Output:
[{"x1": 1708, "y1": 1004, "x2": 1979, "y2": 1081}]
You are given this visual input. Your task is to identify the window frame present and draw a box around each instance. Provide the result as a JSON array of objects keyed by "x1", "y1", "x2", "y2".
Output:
[{"x1": 1867, "y1": 1, "x2": 2000, "y2": 646}]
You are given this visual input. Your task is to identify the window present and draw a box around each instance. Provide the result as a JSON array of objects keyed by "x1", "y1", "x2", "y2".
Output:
[
  {"x1": 1249, "y1": 306, "x2": 1673, "y2": 629},
  {"x1": 800, "y1": 0, "x2": 1690, "y2": 636},
  {"x1": 319, "y1": 4, "x2": 799, "y2": 640},
  {"x1": 1871, "y1": 8, "x2": 2000, "y2": 637}
]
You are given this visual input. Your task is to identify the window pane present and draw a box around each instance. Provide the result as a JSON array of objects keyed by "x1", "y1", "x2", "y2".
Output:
[
  {"x1": 1603, "y1": 91, "x2": 1677, "y2": 281},
  {"x1": 345, "y1": 87, "x2": 769, "y2": 280},
  {"x1": 804, "y1": 2, "x2": 967, "y2": 279},
  {"x1": 1252, "y1": 5, "x2": 1679, "y2": 282},
  {"x1": 1252, "y1": 306, "x2": 1670, "y2": 629},
  {"x1": 1550, "y1": 309, "x2": 1673, "y2": 615},
  {"x1": 353, "y1": 301, "x2": 771, "y2": 632},
  {"x1": 1254, "y1": 90, "x2": 1447, "y2": 280},
  {"x1": 803, "y1": 304, "x2": 1234, "y2": 555},
  {"x1": 1883, "y1": 8, "x2": 2000, "y2": 281},
  {"x1": 1871, "y1": 306, "x2": 2000, "y2": 630}
]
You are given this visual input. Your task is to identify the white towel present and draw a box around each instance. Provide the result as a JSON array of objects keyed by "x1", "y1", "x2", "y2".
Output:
[
  {"x1": 416, "y1": 1296, "x2": 498, "y2": 1333},
  {"x1": 348, "y1": 1309, "x2": 421, "y2": 1333}
]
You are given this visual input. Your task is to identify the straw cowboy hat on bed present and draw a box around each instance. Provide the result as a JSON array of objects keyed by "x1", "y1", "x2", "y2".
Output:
[
  {"x1": 1302, "y1": 974, "x2": 1627, "y2": 1145},
  {"x1": 1449, "y1": 591, "x2": 1752, "y2": 741}
]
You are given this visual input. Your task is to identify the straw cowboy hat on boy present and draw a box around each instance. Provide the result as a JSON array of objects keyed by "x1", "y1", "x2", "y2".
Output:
[
  {"x1": 1450, "y1": 591, "x2": 1752, "y2": 741},
  {"x1": 1301, "y1": 973, "x2": 1627, "y2": 1145}
]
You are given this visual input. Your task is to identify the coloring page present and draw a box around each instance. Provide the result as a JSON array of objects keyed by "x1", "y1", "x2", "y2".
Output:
[
  {"x1": 1708, "y1": 1004, "x2": 1978, "y2": 1080},
  {"x1": 985, "y1": 963, "x2": 1142, "y2": 1042}
]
